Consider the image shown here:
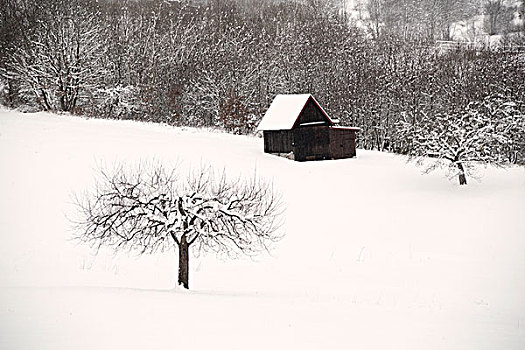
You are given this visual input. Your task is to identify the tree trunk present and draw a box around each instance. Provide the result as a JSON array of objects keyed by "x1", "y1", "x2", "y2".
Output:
[
  {"x1": 178, "y1": 236, "x2": 190, "y2": 289},
  {"x1": 457, "y1": 162, "x2": 467, "y2": 185}
]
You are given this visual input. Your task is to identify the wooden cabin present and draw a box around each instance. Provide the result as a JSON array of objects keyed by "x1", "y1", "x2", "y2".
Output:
[{"x1": 257, "y1": 94, "x2": 359, "y2": 161}]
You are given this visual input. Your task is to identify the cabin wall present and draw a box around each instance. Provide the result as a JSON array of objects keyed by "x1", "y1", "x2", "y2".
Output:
[
  {"x1": 263, "y1": 130, "x2": 294, "y2": 154},
  {"x1": 329, "y1": 128, "x2": 356, "y2": 159},
  {"x1": 264, "y1": 127, "x2": 357, "y2": 161}
]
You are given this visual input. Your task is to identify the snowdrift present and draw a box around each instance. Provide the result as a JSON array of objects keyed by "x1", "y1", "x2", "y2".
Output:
[{"x1": 1, "y1": 109, "x2": 524, "y2": 349}]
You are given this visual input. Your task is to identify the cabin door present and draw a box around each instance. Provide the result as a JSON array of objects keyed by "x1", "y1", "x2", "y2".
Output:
[{"x1": 293, "y1": 126, "x2": 330, "y2": 161}]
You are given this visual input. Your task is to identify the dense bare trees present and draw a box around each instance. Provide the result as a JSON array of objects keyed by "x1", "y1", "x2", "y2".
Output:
[
  {"x1": 4, "y1": 0, "x2": 106, "y2": 112},
  {"x1": 74, "y1": 163, "x2": 283, "y2": 289},
  {"x1": 2, "y1": 0, "x2": 524, "y2": 165},
  {"x1": 358, "y1": 0, "x2": 478, "y2": 41},
  {"x1": 482, "y1": 0, "x2": 521, "y2": 35}
]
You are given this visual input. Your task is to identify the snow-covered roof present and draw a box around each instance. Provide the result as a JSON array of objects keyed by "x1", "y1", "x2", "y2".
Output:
[{"x1": 257, "y1": 94, "x2": 334, "y2": 131}]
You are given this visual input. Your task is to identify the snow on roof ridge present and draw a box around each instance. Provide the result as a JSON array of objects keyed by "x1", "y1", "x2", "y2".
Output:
[{"x1": 257, "y1": 94, "x2": 334, "y2": 131}]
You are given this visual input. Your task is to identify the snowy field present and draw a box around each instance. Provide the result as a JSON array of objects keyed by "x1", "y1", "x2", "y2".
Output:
[{"x1": 1, "y1": 108, "x2": 524, "y2": 349}]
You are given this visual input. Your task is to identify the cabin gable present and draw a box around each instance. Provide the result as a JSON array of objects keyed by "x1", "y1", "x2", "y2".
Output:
[{"x1": 293, "y1": 97, "x2": 333, "y2": 128}]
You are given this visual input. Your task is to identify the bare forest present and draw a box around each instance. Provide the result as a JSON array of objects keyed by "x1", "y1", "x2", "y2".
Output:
[{"x1": 1, "y1": 0, "x2": 524, "y2": 164}]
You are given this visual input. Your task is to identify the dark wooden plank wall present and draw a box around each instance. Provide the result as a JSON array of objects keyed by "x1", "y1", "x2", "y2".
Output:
[
  {"x1": 329, "y1": 128, "x2": 356, "y2": 159},
  {"x1": 264, "y1": 127, "x2": 356, "y2": 160},
  {"x1": 263, "y1": 130, "x2": 294, "y2": 153}
]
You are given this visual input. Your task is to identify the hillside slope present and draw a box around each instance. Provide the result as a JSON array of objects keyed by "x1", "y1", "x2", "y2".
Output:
[{"x1": 1, "y1": 109, "x2": 524, "y2": 349}]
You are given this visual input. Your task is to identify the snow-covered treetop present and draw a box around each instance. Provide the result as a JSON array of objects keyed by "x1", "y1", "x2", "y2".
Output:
[{"x1": 257, "y1": 94, "x2": 335, "y2": 131}]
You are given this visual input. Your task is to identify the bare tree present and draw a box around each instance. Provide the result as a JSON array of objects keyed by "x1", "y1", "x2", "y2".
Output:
[
  {"x1": 398, "y1": 95, "x2": 524, "y2": 185},
  {"x1": 73, "y1": 162, "x2": 283, "y2": 289},
  {"x1": 518, "y1": 0, "x2": 525, "y2": 34},
  {"x1": 366, "y1": 0, "x2": 384, "y2": 39},
  {"x1": 7, "y1": 0, "x2": 106, "y2": 112},
  {"x1": 483, "y1": 0, "x2": 517, "y2": 36}
]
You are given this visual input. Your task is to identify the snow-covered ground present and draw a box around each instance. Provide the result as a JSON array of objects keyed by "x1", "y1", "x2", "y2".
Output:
[{"x1": 1, "y1": 109, "x2": 524, "y2": 349}]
